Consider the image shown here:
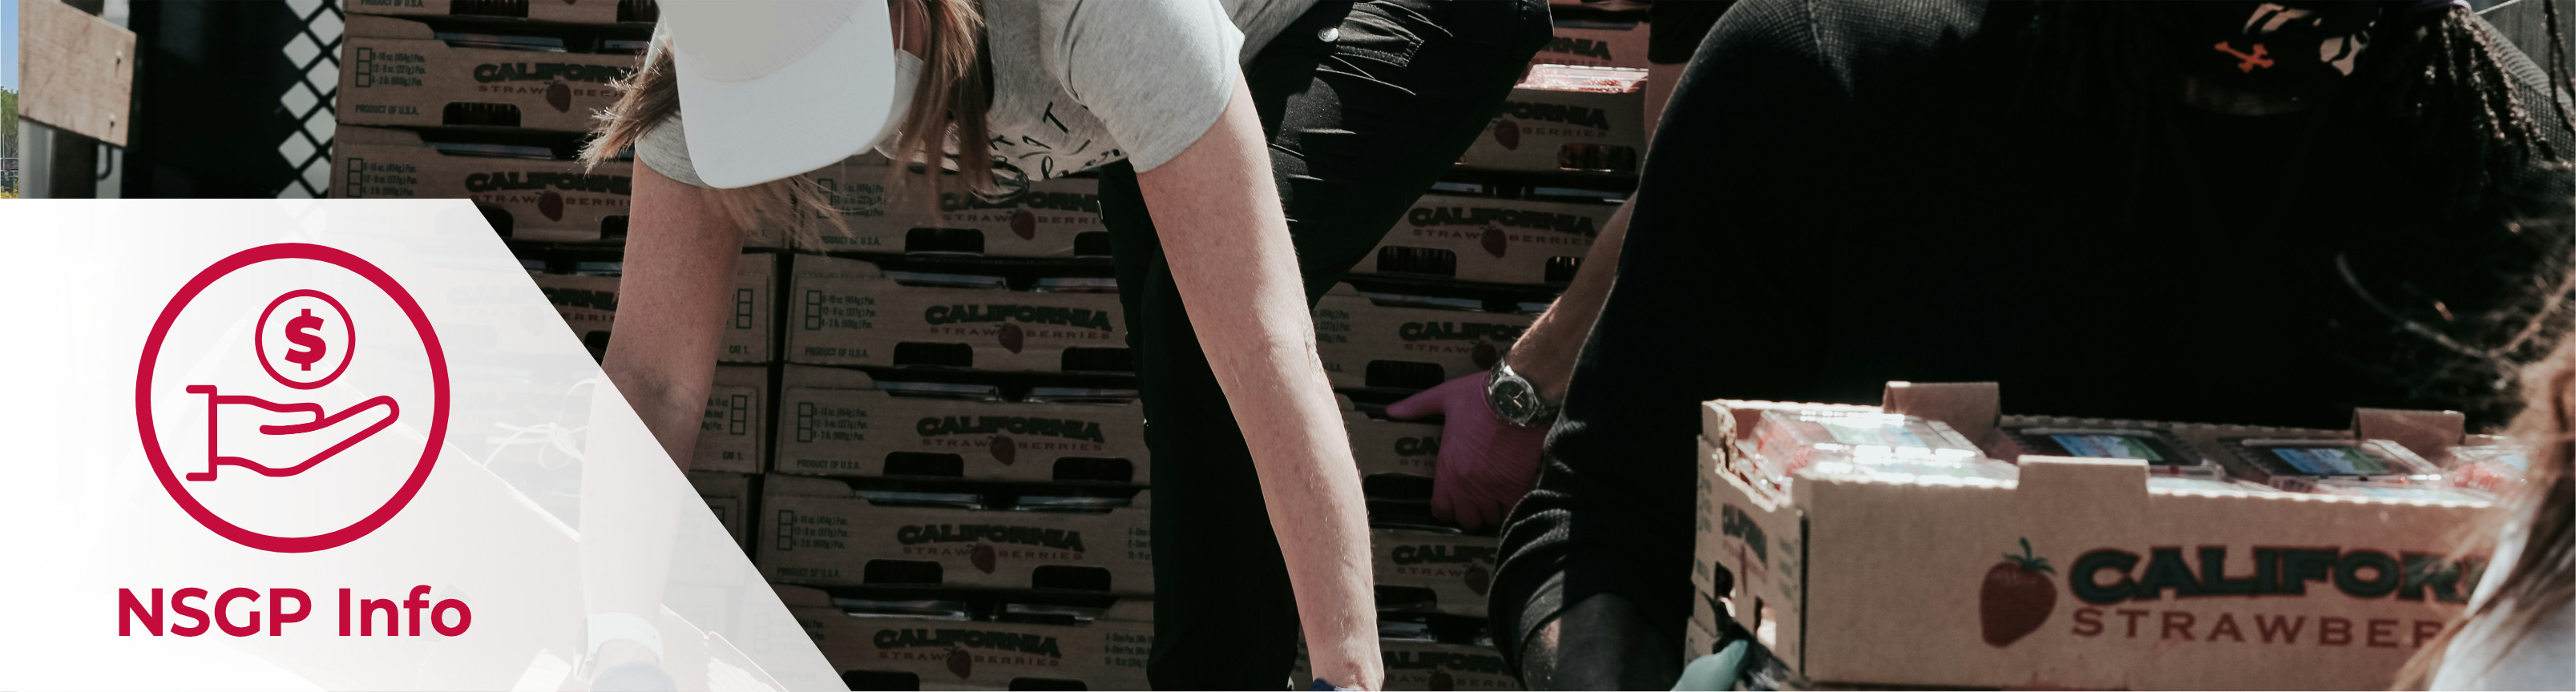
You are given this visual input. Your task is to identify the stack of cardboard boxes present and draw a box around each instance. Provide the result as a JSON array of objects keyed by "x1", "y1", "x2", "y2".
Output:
[
  {"x1": 1313, "y1": 6, "x2": 1649, "y2": 687},
  {"x1": 332, "y1": 1, "x2": 654, "y2": 242},
  {"x1": 750, "y1": 163, "x2": 1153, "y2": 690},
  {"x1": 369, "y1": 2, "x2": 1666, "y2": 686}
]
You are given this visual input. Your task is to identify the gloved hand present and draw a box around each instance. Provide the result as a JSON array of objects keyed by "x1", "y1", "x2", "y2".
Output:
[{"x1": 1385, "y1": 372, "x2": 1548, "y2": 531}]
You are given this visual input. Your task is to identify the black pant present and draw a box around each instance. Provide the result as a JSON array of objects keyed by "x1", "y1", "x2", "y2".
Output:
[{"x1": 1095, "y1": 0, "x2": 1551, "y2": 687}]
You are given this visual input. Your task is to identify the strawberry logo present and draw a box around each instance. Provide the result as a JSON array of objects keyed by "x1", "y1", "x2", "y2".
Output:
[
  {"x1": 1010, "y1": 210, "x2": 1037, "y2": 239},
  {"x1": 1980, "y1": 537, "x2": 2057, "y2": 647},
  {"x1": 1492, "y1": 120, "x2": 1521, "y2": 151},
  {"x1": 539, "y1": 191, "x2": 565, "y2": 221},
  {"x1": 946, "y1": 646, "x2": 974, "y2": 678},
  {"x1": 971, "y1": 543, "x2": 998, "y2": 573},
  {"x1": 998, "y1": 323, "x2": 1025, "y2": 353},
  {"x1": 545, "y1": 81, "x2": 573, "y2": 113},
  {"x1": 990, "y1": 436, "x2": 1017, "y2": 465},
  {"x1": 1480, "y1": 227, "x2": 1508, "y2": 258},
  {"x1": 1471, "y1": 342, "x2": 1500, "y2": 372},
  {"x1": 1429, "y1": 670, "x2": 1455, "y2": 690},
  {"x1": 1464, "y1": 563, "x2": 1492, "y2": 596}
]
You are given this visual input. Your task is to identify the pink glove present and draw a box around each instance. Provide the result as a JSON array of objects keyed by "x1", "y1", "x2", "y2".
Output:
[{"x1": 1385, "y1": 372, "x2": 1548, "y2": 531}]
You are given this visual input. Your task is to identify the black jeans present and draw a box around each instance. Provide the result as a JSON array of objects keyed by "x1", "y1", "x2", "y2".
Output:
[{"x1": 1095, "y1": 0, "x2": 1551, "y2": 687}]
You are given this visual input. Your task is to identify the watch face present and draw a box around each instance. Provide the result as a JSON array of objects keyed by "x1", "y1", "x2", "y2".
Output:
[{"x1": 1493, "y1": 379, "x2": 1535, "y2": 420}]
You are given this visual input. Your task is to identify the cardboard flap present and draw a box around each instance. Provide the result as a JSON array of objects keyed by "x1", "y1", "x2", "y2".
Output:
[
  {"x1": 2013, "y1": 456, "x2": 2148, "y2": 525},
  {"x1": 1325, "y1": 283, "x2": 1365, "y2": 299},
  {"x1": 344, "y1": 13, "x2": 436, "y2": 39},
  {"x1": 1880, "y1": 381, "x2": 2000, "y2": 447},
  {"x1": 2352, "y1": 408, "x2": 2465, "y2": 461},
  {"x1": 769, "y1": 584, "x2": 834, "y2": 609},
  {"x1": 781, "y1": 364, "x2": 877, "y2": 390}
]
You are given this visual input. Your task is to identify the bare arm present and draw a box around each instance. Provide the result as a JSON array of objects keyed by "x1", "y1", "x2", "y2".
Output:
[
  {"x1": 1507, "y1": 199, "x2": 1630, "y2": 399},
  {"x1": 603, "y1": 161, "x2": 745, "y2": 467},
  {"x1": 1135, "y1": 80, "x2": 1383, "y2": 689},
  {"x1": 579, "y1": 159, "x2": 745, "y2": 674}
]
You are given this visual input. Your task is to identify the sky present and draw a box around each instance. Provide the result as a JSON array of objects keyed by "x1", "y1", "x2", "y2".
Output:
[{"x1": 3, "y1": 0, "x2": 19, "y2": 91}]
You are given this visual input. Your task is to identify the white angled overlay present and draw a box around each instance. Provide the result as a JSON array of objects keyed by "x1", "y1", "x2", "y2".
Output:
[{"x1": 0, "y1": 200, "x2": 841, "y2": 690}]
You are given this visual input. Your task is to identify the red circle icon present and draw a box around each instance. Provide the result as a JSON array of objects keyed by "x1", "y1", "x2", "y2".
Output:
[
  {"x1": 254, "y1": 289, "x2": 356, "y2": 390},
  {"x1": 135, "y1": 243, "x2": 450, "y2": 553}
]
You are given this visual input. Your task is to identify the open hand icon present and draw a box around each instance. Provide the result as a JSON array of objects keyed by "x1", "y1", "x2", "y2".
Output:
[{"x1": 183, "y1": 384, "x2": 400, "y2": 481}]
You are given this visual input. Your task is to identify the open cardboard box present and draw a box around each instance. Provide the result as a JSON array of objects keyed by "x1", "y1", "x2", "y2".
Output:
[
  {"x1": 337, "y1": 15, "x2": 643, "y2": 132},
  {"x1": 1693, "y1": 382, "x2": 2493, "y2": 690},
  {"x1": 1457, "y1": 66, "x2": 1647, "y2": 175},
  {"x1": 1314, "y1": 284, "x2": 1531, "y2": 392},
  {"x1": 759, "y1": 475, "x2": 1153, "y2": 595},
  {"x1": 1355, "y1": 192, "x2": 1613, "y2": 287},
  {"x1": 785, "y1": 255, "x2": 1130, "y2": 374},
  {"x1": 345, "y1": 0, "x2": 658, "y2": 26},
  {"x1": 793, "y1": 155, "x2": 1112, "y2": 258},
  {"x1": 689, "y1": 364, "x2": 769, "y2": 474},
  {"x1": 337, "y1": 125, "x2": 631, "y2": 241},
  {"x1": 776, "y1": 585, "x2": 1153, "y2": 691},
  {"x1": 773, "y1": 364, "x2": 1149, "y2": 485}
]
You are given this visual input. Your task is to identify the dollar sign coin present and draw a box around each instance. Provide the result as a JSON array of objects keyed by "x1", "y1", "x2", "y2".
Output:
[{"x1": 257, "y1": 289, "x2": 355, "y2": 390}]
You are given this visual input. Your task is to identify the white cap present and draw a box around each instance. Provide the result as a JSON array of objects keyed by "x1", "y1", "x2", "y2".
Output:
[{"x1": 657, "y1": 0, "x2": 900, "y2": 189}]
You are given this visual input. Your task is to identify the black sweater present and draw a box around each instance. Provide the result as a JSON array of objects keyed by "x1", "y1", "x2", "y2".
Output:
[{"x1": 1491, "y1": 0, "x2": 2571, "y2": 671}]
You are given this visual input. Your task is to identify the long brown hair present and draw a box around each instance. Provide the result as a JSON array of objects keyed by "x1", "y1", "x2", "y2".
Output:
[
  {"x1": 581, "y1": 0, "x2": 992, "y2": 247},
  {"x1": 2394, "y1": 336, "x2": 2575, "y2": 689}
]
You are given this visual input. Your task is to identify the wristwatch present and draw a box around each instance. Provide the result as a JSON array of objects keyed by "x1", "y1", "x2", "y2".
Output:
[{"x1": 1485, "y1": 357, "x2": 1561, "y2": 428}]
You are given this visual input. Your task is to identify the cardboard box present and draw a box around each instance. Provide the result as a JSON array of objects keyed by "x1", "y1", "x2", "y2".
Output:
[
  {"x1": 686, "y1": 470, "x2": 755, "y2": 553},
  {"x1": 785, "y1": 255, "x2": 1129, "y2": 373},
  {"x1": 527, "y1": 271, "x2": 618, "y2": 352},
  {"x1": 337, "y1": 14, "x2": 640, "y2": 133},
  {"x1": 689, "y1": 365, "x2": 769, "y2": 474},
  {"x1": 777, "y1": 585, "x2": 1153, "y2": 691},
  {"x1": 723, "y1": 253, "x2": 779, "y2": 364},
  {"x1": 1530, "y1": 18, "x2": 1650, "y2": 72},
  {"x1": 1300, "y1": 638, "x2": 1524, "y2": 691},
  {"x1": 1314, "y1": 284, "x2": 1531, "y2": 391},
  {"x1": 344, "y1": 0, "x2": 658, "y2": 26},
  {"x1": 1358, "y1": 193, "x2": 1613, "y2": 286},
  {"x1": 1345, "y1": 396, "x2": 1442, "y2": 486},
  {"x1": 1457, "y1": 66, "x2": 1647, "y2": 175},
  {"x1": 801, "y1": 155, "x2": 1112, "y2": 258},
  {"x1": 760, "y1": 475, "x2": 1153, "y2": 594},
  {"x1": 336, "y1": 125, "x2": 632, "y2": 241},
  {"x1": 1374, "y1": 527, "x2": 1499, "y2": 618},
  {"x1": 1693, "y1": 384, "x2": 2493, "y2": 690},
  {"x1": 773, "y1": 365, "x2": 1150, "y2": 484}
]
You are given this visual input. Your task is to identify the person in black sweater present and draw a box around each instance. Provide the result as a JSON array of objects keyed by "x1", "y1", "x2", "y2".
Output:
[{"x1": 1488, "y1": 1, "x2": 2576, "y2": 687}]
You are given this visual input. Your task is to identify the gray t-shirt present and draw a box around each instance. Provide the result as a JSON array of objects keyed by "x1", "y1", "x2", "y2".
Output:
[{"x1": 641, "y1": 0, "x2": 1319, "y2": 187}]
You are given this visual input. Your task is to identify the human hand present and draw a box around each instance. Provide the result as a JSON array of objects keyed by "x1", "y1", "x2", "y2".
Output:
[{"x1": 1385, "y1": 372, "x2": 1547, "y2": 531}]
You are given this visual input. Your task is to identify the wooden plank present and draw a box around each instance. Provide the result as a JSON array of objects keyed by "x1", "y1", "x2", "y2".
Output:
[{"x1": 18, "y1": 0, "x2": 138, "y2": 146}]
